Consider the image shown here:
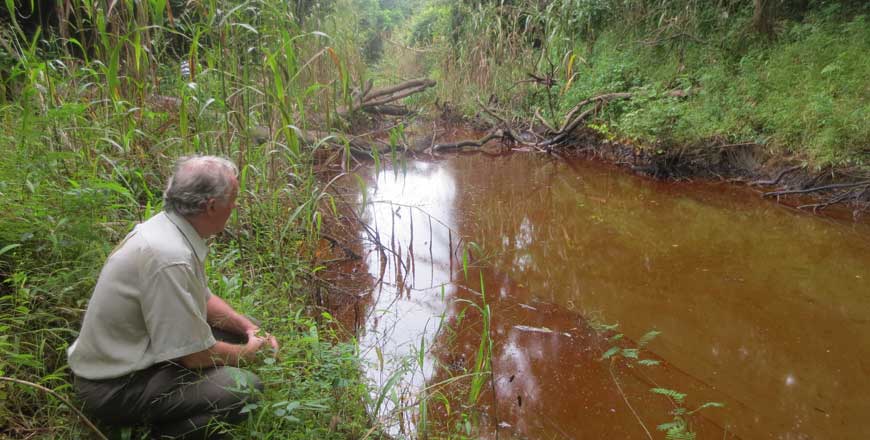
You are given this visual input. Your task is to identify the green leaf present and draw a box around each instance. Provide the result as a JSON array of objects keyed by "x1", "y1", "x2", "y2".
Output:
[
  {"x1": 638, "y1": 359, "x2": 661, "y2": 366},
  {"x1": 239, "y1": 403, "x2": 258, "y2": 414},
  {"x1": 689, "y1": 401, "x2": 725, "y2": 414},
  {"x1": 650, "y1": 387, "x2": 686, "y2": 403},
  {"x1": 0, "y1": 243, "x2": 21, "y2": 257},
  {"x1": 601, "y1": 346, "x2": 620, "y2": 360},
  {"x1": 638, "y1": 330, "x2": 661, "y2": 347}
]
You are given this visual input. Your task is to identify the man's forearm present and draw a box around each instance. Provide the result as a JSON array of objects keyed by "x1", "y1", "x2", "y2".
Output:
[
  {"x1": 206, "y1": 294, "x2": 258, "y2": 334},
  {"x1": 177, "y1": 341, "x2": 250, "y2": 369}
]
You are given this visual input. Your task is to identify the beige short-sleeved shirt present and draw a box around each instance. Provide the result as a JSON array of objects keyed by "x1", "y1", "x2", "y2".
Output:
[{"x1": 68, "y1": 211, "x2": 216, "y2": 380}]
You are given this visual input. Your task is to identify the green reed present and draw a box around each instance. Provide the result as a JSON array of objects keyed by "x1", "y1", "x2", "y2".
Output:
[{"x1": 0, "y1": 0, "x2": 386, "y2": 437}]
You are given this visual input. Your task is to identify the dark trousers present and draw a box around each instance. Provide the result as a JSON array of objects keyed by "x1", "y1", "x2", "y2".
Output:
[{"x1": 74, "y1": 327, "x2": 263, "y2": 439}]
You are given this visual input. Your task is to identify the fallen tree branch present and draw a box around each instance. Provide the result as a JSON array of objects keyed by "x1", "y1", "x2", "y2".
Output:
[
  {"x1": 363, "y1": 104, "x2": 412, "y2": 116},
  {"x1": 543, "y1": 104, "x2": 603, "y2": 146},
  {"x1": 749, "y1": 165, "x2": 805, "y2": 187},
  {"x1": 763, "y1": 180, "x2": 870, "y2": 197},
  {"x1": 365, "y1": 78, "x2": 435, "y2": 102},
  {"x1": 363, "y1": 83, "x2": 435, "y2": 108},
  {"x1": 559, "y1": 92, "x2": 633, "y2": 132},
  {"x1": 534, "y1": 108, "x2": 558, "y2": 133},
  {"x1": 433, "y1": 131, "x2": 502, "y2": 152},
  {"x1": 796, "y1": 188, "x2": 861, "y2": 212},
  {"x1": 337, "y1": 78, "x2": 436, "y2": 116},
  {"x1": 433, "y1": 88, "x2": 692, "y2": 153},
  {"x1": 476, "y1": 96, "x2": 509, "y2": 127}
]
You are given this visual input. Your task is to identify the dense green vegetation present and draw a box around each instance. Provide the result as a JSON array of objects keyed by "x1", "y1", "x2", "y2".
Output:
[
  {"x1": 0, "y1": 0, "x2": 411, "y2": 437},
  {"x1": 407, "y1": 0, "x2": 869, "y2": 167}
]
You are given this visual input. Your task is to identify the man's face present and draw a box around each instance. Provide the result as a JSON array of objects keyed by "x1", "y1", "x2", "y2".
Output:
[{"x1": 208, "y1": 176, "x2": 238, "y2": 235}]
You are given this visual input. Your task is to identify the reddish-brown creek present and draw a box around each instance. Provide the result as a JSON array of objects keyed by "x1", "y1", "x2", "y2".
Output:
[{"x1": 331, "y1": 151, "x2": 870, "y2": 439}]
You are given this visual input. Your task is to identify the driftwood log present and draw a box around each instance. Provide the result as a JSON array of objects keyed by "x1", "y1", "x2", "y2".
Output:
[{"x1": 338, "y1": 78, "x2": 436, "y2": 116}]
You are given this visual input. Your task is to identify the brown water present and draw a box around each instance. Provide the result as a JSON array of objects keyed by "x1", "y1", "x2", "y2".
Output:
[{"x1": 345, "y1": 152, "x2": 870, "y2": 439}]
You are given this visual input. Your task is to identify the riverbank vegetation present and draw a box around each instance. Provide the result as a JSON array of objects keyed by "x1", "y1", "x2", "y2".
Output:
[
  {"x1": 404, "y1": 0, "x2": 868, "y2": 170},
  {"x1": 0, "y1": 0, "x2": 418, "y2": 436}
]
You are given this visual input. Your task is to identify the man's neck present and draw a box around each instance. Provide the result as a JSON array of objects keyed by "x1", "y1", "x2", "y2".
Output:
[{"x1": 182, "y1": 213, "x2": 212, "y2": 239}]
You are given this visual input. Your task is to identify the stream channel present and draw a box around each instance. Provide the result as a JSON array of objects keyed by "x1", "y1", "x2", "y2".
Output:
[{"x1": 332, "y1": 147, "x2": 870, "y2": 439}]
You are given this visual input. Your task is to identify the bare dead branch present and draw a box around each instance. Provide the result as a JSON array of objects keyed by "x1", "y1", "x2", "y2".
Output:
[
  {"x1": 544, "y1": 105, "x2": 602, "y2": 146},
  {"x1": 559, "y1": 92, "x2": 633, "y2": 132},
  {"x1": 363, "y1": 105, "x2": 412, "y2": 116},
  {"x1": 534, "y1": 108, "x2": 558, "y2": 133},
  {"x1": 337, "y1": 78, "x2": 436, "y2": 116},
  {"x1": 749, "y1": 165, "x2": 805, "y2": 187},
  {"x1": 433, "y1": 131, "x2": 502, "y2": 152},
  {"x1": 764, "y1": 180, "x2": 870, "y2": 197},
  {"x1": 476, "y1": 96, "x2": 509, "y2": 127},
  {"x1": 365, "y1": 78, "x2": 436, "y2": 102}
]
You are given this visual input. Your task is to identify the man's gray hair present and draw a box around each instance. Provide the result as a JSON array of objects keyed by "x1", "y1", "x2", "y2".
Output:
[{"x1": 164, "y1": 155, "x2": 239, "y2": 216}]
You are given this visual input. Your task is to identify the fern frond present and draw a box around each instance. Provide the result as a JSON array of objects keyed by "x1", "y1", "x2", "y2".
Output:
[
  {"x1": 622, "y1": 348, "x2": 639, "y2": 359},
  {"x1": 600, "y1": 346, "x2": 621, "y2": 360},
  {"x1": 650, "y1": 387, "x2": 686, "y2": 403},
  {"x1": 689, "y1": 401, "x2": 725, "y2": 414}
]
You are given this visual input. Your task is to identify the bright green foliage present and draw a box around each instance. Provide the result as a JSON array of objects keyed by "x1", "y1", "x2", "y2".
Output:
[
  {"x1": 413, "y1": 0, "x2": 870, "y2": 168},
  {"x1": 0, "y1": 0, "x2": 377, "y2": 437},
  {"x1": 591, "y1": 318, "x2": 722, "y2": 440}
]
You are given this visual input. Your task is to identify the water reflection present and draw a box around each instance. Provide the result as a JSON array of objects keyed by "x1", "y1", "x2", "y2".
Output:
[
  {"x1": 358, "y1": 161, "x2": 458, "y2": 432},
  {"x1": 355, "y1": 153, "x2": 870, "y2": 439}
]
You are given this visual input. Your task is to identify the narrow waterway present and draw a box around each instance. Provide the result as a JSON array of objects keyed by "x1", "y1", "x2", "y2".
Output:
[{"x1": 343, "y1": 151, "x2": 870, "y2": 439}]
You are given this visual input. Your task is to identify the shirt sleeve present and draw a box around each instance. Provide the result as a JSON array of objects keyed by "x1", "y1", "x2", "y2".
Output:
[{"x1": 141, "y1": 263, "x2": 216, "y2": 363}]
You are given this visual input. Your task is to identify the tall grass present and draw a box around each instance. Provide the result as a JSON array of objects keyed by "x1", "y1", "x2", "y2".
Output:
[
  {"x1": 405, "y1": 0, "x2": 870, "y2": 168},
  {"x1": 0, "y1": 0, "x2": 384, "y2": 437}
]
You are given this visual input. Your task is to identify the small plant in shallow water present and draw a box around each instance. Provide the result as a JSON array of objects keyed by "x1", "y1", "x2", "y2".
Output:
[{"x1": 596, "y1": 322, "x2": 724, "y2": 440}]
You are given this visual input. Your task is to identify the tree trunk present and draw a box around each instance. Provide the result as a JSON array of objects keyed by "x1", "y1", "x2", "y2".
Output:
[{"x1": 752, "y1": 0, "x2": 777, "y2": 38}]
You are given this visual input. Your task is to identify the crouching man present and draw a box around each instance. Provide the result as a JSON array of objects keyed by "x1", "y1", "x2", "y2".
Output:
[{"x1": 68, "y1": 155, "x2": 278, "y2": 439}]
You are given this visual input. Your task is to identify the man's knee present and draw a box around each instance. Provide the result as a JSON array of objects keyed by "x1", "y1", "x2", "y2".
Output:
[{"x1": 205, "y1": 367, "x2": 263, "y2": 410}]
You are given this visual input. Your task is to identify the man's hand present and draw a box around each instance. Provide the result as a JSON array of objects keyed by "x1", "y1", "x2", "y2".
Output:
[
  {"x1": 246, "y1": 328, "x2": 280, "y2": 354},
  {"x1": 242, "y1": 335, "x2": 268, "y2": 362}
]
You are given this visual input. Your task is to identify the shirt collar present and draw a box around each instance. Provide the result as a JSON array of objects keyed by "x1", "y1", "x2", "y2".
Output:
[{"x1": 165, "y1": 211, "x2": 209, "y2": 263}]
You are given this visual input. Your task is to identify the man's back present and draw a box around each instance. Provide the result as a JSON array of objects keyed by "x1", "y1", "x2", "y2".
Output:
[{"x1": 68, "y1": 211, "x2": 214, "y2": 380}]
